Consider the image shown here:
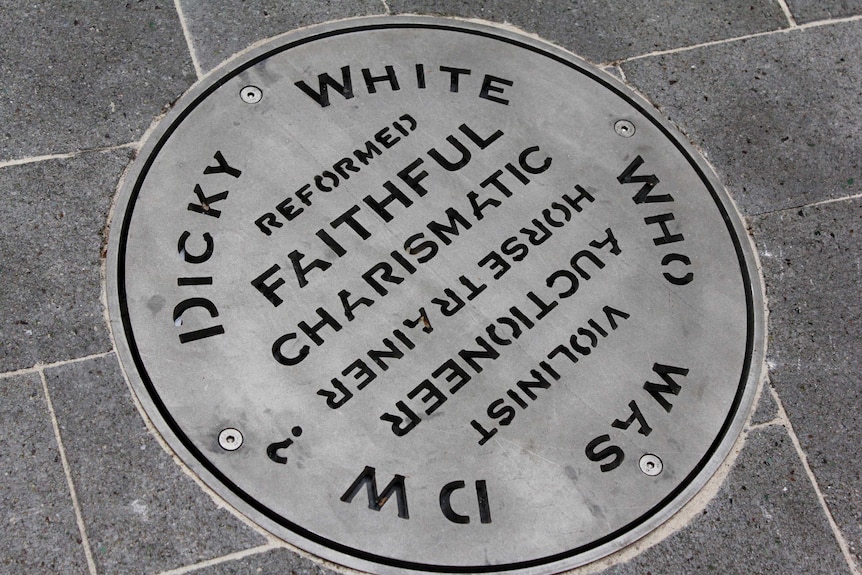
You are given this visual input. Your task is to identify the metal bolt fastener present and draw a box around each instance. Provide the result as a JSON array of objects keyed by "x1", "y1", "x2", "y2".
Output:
[
  {"x1": 240, "y1": 86, "x2": 262, "y2": 104},
  {"x1": 614, "y1": 119, "x2": 635, "y2": 137},
  {"x1": 639, "y1": 453, "x2": 663, "y2": 476},
  {"x1": 218, "y1": 428, "x2": 244, "y2": 451}
]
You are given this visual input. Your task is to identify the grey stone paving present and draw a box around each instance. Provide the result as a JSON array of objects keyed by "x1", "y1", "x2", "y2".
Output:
[
  {"x1": 620, "y1": 19, "x2": 862, "y2": 216},
  {"x1": 0, "y1": 373, "x2": 89, "y2": 574},
  {"x1": 599, "y1": 427, "x2": 852, "y2": 575},
  {"x1": 43, "y1": 355, "x2": 265, "y2": 575},
  {"x1": 180, "y1": 0, "x2": 386, "y2": 73},
  {"x1": 752, "y1": 199, "x2": 862, "y2": 566},
  {"x1": 749, "y1": 383, "x2": 780, "y2": 426},
  {"x1": 785, "y1": 0, "x2": 862, "y2": 23},
  {"x1": 0, "y1": 1, "x2": 196, "y2": 161},
  {"x1": 1, "y1": 1, "x2": 860, "y2": 574},
  {"x1": 388, "y1": 0, "x2": 790, "y2": 63},
  {"x1": 176, "y1": 547, "x2": 333, "y2": 575},
  {"x1": 0, "y1": 151, "x2": 131, "y2": 372}
]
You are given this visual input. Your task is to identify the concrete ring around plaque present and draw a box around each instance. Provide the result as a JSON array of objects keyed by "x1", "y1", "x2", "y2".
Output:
[{"x1": 106, "y1": 16, "x2": 765, "y2": 575}]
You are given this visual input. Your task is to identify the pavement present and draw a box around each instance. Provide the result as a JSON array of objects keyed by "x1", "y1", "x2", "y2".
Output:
[{"x1": 1, "y1": 1, "x2": 861, "y2": 574}]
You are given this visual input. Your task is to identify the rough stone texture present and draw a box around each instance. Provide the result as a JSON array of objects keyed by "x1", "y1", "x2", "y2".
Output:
[
  {"x1": 786, "y1": 0, "x2": 862, "y2": 24},
  {"x1": 0, "y1": 0, "x2": 196, "y2": 161},
  {"x1": 178, "y1": 0, "x2": 387, "y2": 74},
  {"x1": 185, "y1": 547, "x2": 338, "y2": 575},
  {"x1": 0, "y1": 151, "x2": 131, "y2": 372},
  {"x1": 0, "y1": 373, "x2": 89, "y2": 574},
  {"x1": 43, "y1": 354, "x2": 266, "y2": 575},
  {"x1": 388, "y1": 0, "x2": 789, "y2": 64},
  {"x1": 620, "y1": 20, "x2": 862, "y2": 216},
  {"x1": 597, "y1": 426, "x2": 852, "y2": 575},
  {"x1": 751, "y1": 199, "x2": 862, "y2": 565},
  {"x1": 750, "y1": 383, "x2": 780, "y2": 425}
]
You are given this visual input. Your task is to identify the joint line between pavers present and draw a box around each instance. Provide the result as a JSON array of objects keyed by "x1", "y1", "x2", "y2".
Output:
[
  {"x1": 613, "y1": 13, "x2": 862, "y2": 64},
  {"x1": 740, "y1": 357, "x2": 772, "y2": 429},
  {"x1": 0, "y1": 351, "x2": 115, "y2": 380},
  {"x1": 154, "y1": 543, "x2": 278, "y2": 575},
  {"x1": 174, "y1": 0, "x2": 204, "y2": 79},
  {"x1": 574, "y1": 425, "x2": 755, "y2": 573},
  {"x1": 775, "y1": 0, "x2": 799, "y2": 27},
  {"x1": 614, "y1": 64, "x2": 628, "y2": 83},
  {"x1": 745, "y1": 418, "x2": 783, "y2": 431},
  {"x1": 772, "y1": 387, "x2": 862, "y2": 575},
  {"x1": 804, "y1": 191, "x2": 862, "y2": 209},
  {"x1": 38, "y1": 369, "x2": 99, "y2": 575},
  {"x1": 750, "y1": 191, "x2": 862, "y2": 218},
  {"x1": 0, "y1": 143, "x2": 138, "y2": 170}
]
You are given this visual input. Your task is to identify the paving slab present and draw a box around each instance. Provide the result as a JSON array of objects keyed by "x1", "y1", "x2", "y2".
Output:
[
  {"x1": 597, "y1": 425, "x2": 852, "y2": 575},
  {"x1": 178, "y1": 0, "x2": 386, "y2": 74},
  {"x1": 0, "y1": 372, "x2": 89, "y2": 574},
  {"x1": 751, "y1": 198, "x2": 862, "y2": 566},
  {"x1": 182, "y1": 547, "x2": 337, "y2": 575},
  {"x1": 387, "y1": 0, "x2": 789, "y2": 64},
  {"x1": 750, "y1": 383, "x2": 780, "y2": 426},
  {"x1": 0, "y1": 0, "x2": 196, "y2": 161},
  {"x1": 43, "y1": 354, "x2": 266, "y2": 575},
  {"x1": 0, "y1": 150, "x2": 131, "y2": 372},
  {"x1": 620, "y1": 20, "x2": 862, "y2": 216},
  {"x1": 785, "y1": 0, "x2": 862, "y2": 24}
]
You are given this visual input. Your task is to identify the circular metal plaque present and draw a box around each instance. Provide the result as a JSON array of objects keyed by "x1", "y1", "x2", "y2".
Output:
[{"x1": 107, "y1": 17, "x2": 764, "y2": 574}]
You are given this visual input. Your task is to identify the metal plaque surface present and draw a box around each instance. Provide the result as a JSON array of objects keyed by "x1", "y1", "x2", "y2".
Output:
[{"x1": 107, "y1": 16, "x2": 764, "y2": 574}]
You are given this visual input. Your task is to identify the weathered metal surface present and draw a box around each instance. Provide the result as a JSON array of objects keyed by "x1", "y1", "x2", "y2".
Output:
[{"x1": 107, "y1": 16, "x2": 764, "y2": 574}]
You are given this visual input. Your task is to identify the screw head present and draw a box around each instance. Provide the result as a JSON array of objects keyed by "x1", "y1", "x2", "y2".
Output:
[
  {"x1": 639, "y1": 453, "x2": 663, "y2": 476},
  {"x1": 218, "y1": 428, "x2": 244, "y2": 451},
  {"x1": 614, "y1": 119, "x2": 636, "y2": 137},
  {"x1": 240, "y1": 86, "x2": 262, "y2": 104}
]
